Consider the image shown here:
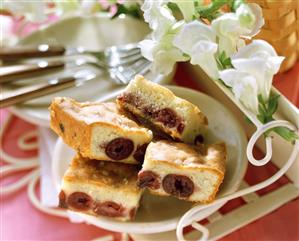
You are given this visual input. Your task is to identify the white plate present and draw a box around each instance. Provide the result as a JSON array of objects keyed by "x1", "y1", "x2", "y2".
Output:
[
  {"x1": 52, "y1": 85, "x2": 248, "y2": 234},
  {"x1": 7, "y1": 14, "x2": 174, "y2": 127}
]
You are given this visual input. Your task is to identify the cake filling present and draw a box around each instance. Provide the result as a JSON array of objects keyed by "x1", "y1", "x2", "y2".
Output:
[
  {"x1": 58, "y1": 190, "x2": 67, "y2": 208},
  {"x1": 67, "y1": 192, "x2": 93, "y2": 210},
  {"x1": 162, "y1": 174, "x2": 194, "y2": 198},
  {"x1": 117, "y1": 93, "x2": 185, "y2": 134},
  {"x1": 105, "y1": 137, "x2": 134, "y2": 160},
  {"x1": 194, "y1": 134, "x2": 204, "y2": 145},
  {"x1": 137, "y1": 171, "x2": 160, "y2": 189},
  {"x1": 93, "y1": 201, "x2": 124, "y2": 217},
  {"x1": 129, "y1": 208, "x2": 137, "y2": 219},
  {"x1": 133, "y1": 144, "x2": 148, "y2": 163}
]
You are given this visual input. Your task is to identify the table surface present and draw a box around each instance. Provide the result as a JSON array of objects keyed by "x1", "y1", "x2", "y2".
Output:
[{"x1": 1, "y1": 62, "x2": 299, "y2": 241}]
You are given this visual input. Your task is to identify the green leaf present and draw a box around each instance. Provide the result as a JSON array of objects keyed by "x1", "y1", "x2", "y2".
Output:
[
  {"x1": 111, "y1": 3, "x2": 142, "y2": 19},
  {"x1": 196, "y1": 0, "x2": 227, "y2": 21},
  {"x1": 257, "y1": 94, "x2": 264, "y2": 105},
  {"x1": 258, "y1": 103, "x2": 267, "y2": 118},
  {"x1": 267, "y1": 93, "x2": 280, "y2": 116},
  {"x1": 255, "y1": 92, "x2": 297, "y2": 143},
  {"x1": 272, "y1": 127, "x2": 299, "y2": 144},
  {"x1": 217, "y1": 51, "x2": 233, "y2": 70},
  {"x1": 167, "y1": 2, "x2": 180, "y2": 12},
  {"x1": 257, "y1": 113, "x2": 265, "y2": 124},
  {"x1": 183, "y1": 53, "x2": 190, "y2": 58},
  {"x1": 223, "y1": 57, "x2": 232, "y2": 67}
]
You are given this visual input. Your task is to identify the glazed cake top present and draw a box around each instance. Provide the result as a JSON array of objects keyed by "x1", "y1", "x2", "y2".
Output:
[
  {"x1": 63, "y1": 155, "x2": 141, "y2": 193},
  {"x1": 146, "y1": 140, "x2": 226, "y2": 173},
  {"x1": 51, "y1": 97, "x2": 149, "y2": 130},
  {"x1": 120, "y1": 75, "x2": 208, "y2": 126}
]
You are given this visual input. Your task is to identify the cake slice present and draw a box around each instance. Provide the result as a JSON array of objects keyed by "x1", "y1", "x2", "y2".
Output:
[
  {"x1": 59, "y1": 155, "x2": 143, "y2": 221},
  {"x1": 116, "y1": 75, "x2": 208, "y2": 144},
  {"x1": 50, "y1": 97, "x2": 153, "y2": 164},
  {"x1": 137, "y1": 140, "x2": 226, "y2": 203}
]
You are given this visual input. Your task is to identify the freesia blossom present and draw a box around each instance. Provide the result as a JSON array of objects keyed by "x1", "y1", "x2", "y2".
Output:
[
  {"x1": 173, "y1": 21, "x2": 219, "y2": 79},
  {"x1": 170, "y1": 0, "x2": 195, "y2": 22},
  {"x1": 139, "y1": 22, "x2": 188, "y2": 75},
  {"x1": 231, "y1": 40, "x2": 284, "y2": 100},
  {"x1": 220, "y1": 40, "x2": 284, "y2": 113},
  {"x1": 139, "y1": 0, "x2": 187, "y2": 74},
  {"x1": 237, "y1": 3, "x2": 264, "y2": 38},
  {"x1": 220, "y1": 69, "x2": 259, "y2": 113},
  {"x1": 212, "y1": 3, "x2": 264, "y2": 56},
  {"x1": 141, "y1": 0, "x2": 175, "y2": 39}
]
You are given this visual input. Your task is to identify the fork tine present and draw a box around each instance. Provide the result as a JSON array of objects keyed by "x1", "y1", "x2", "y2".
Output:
[
  {"x1": 108, "y1": 44, "x2": 140, "y2": 57},
  {"x1": 136, "y1": 61, "x2": 151, "y2": 76},
  {"x1": 110, "y1": 58, "x2": 152, "y2": 85},
  {"x1": 112, "y1": 54, "x2": 144, "y2": 67},
  {"x1": 108, "y1": 48, "x2": 140, "y2": 58},
  {"x1": 107, "y1": 48, "x2": 143, "y2": 67},
  {"x1": 115, "y1": 72, "x2": 130, "y2": 85},
  {"x1": 128, "y1": 59, "x2": 151, "y2": 79},
  {"x1": 112, "y1": 43, "x2": 139, "y2": 52}
]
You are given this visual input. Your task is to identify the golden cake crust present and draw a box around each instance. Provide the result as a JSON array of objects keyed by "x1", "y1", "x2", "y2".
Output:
[
  {"x1": 64, "y1": 155, "x2": 140, "y2": 194},
  {"x1": 49, "y1": 97, "x2": 152, "y2": 163},
  {"x1": 146, "y1": 141, "x2": 226, "y2": 174},
  {"x1": 131, "y1": 76, "x2": 207, "y2": 124},
  {"x1": 140, "y1": 140, "x2": 226, "y2": 203}
]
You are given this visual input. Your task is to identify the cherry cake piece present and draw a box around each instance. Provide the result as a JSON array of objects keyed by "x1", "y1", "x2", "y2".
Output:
[
  {"x1": 137, "y1": 140, "x2": 227, "y2": 203},
  {"x1": 50, "y1": 97, "x2": 152, "y2": 164},
  {"x1": 59, "y1": 155, "x2": 143, "y2": 221},
  {"x1": 116, "y1": 75, "x2": 208, "y2": 144}
]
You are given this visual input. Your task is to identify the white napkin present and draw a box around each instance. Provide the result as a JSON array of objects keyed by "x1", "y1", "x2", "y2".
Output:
[
  {"x1": 39, "y1": 127, "x2": 59, "y2": 207},
  {"x1": 38, "y1": 127, "x2": 85, "y2": 223}
]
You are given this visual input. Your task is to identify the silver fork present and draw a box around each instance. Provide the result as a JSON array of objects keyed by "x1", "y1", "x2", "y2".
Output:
[
  {"x1": 0, "y1": 43, "x2": 151, "y2": 85},
  {"x1": 0, "y1": 44, "x2": 152, "y2": 108},
  {"x1": 0, "y1": 43, "x2": 143, "y2": 66}
]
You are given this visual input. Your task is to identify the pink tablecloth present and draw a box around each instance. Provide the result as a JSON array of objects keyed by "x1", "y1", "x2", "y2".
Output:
[{"x1": 1, "y1": 63, "x2": 299, "y2": 240}]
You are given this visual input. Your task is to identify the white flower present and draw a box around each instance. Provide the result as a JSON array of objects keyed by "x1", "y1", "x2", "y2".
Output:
[
  {"x1": 173, "y1": 21, "x2": 219, "y2": 79},
  {"x1": 231, "y1": 40, "x2": 284, "y2": 100},
  {"x1": 139, "y1": 39, "x2": 156, "y2": 61},
  {"x1": 220, "y1": 69, "x2": 259, "y2": 113},
  {"x1": 211, "y1": 13, "x2": 240, "y2": 56},
  {"x1": 141, "y1": 0, "x2": 175, "y2": 39},
  {"x1": 170, "y1": 0, "x2": 195, "y2": 22},
  {"x1": 219, "y1": 40, "x2": 284, "y2": 113},
  {"x1": 3, "y1": 0, "x2": 47, "y2": 22},
  {"x1": 211, "y1": 3, "x2": 264, "y2": 56},
  {"x1": 139, "y1": 22, "x2": 188, "y2": 75},
  {"x1": 237, "y1": 3, "x2": 264, "y2": 37},
  {"x1": 152, "y1": 47, "x2": 187, "y2": 74}
]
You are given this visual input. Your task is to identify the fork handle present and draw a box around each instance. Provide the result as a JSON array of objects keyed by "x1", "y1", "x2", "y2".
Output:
[
  {"x1": 0, "y1": 61, "x2": 65, "y2": 84},
  {"x1": 0, "y1": 45, "x2": 66, "y2": 61},
  {"x1": 0, "y1": 77, "x2": 76, "y2": 108}
]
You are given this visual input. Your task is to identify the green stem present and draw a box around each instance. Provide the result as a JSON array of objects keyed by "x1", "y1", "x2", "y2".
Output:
[
  {"x1": 197, "y1": 0, "x2": 231, "y2": 20},
  {"x1": 196, "y1": 0, "x2": 247, "y2": 21}
]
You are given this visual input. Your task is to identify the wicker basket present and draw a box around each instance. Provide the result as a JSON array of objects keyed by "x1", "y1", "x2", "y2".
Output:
[{"x1": 249, "y1": 0, "x2": 299, "y2": 72}]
